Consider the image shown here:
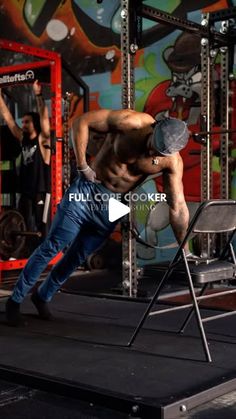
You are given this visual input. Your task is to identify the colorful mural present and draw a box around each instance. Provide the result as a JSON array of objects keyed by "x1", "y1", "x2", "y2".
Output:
[{"x1": 0, "y1": 0, "x2": 235, "y2": 262}]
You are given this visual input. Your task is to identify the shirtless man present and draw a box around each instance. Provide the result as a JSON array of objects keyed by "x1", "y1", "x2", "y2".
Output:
[{"x1": 6, "y1": 109, "x2": 190, "y2": 326}]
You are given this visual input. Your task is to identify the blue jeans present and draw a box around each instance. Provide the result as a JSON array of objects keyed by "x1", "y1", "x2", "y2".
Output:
[{"x1": 12, "y1": 176, "x2": 117, "y2": 303}]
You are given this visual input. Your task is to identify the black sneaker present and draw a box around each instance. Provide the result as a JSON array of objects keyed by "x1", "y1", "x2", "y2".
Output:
[
  {"x1": 6, "y1": 298, "x2": 24, "y2": 327},
  {"x1": 31, "y1": 292, "x2": 53, "y2": 320}
]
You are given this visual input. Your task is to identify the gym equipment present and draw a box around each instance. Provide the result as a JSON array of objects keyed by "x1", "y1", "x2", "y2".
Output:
[
  {"x1": 0, "y1": 210, "x2": 41, "y2": 260},
  {"x1": 0, "y1": 39, "x2": 62, "y2": 271},
  {"x1": 120, "y1": 1, "x2": 236, "y2": 296},
  {"x1": 128, "y1": 200, "x2": 236, "y2": 362}
]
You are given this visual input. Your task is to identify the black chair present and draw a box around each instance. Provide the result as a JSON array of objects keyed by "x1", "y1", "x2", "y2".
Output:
[{"x1": 128, "y1": 200, "x2": 236, "y2": 362}]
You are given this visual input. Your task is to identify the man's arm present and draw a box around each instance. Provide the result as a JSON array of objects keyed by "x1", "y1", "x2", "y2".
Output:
[
  {"x1": 33, "y1": 80, "x2": 50, "y2": 139},
  {"x1": 163, "y1": 155, "x2": 189, "y2": 250},
  {"x1": 72, "y1": 109, "x2": 113, "y2": 169},
  {"x1": 33, "y1": 80, "x2": 51, "y2": 165},
  {"x1": 0, "y1": 88, "x2": 22, "y2": 141}
]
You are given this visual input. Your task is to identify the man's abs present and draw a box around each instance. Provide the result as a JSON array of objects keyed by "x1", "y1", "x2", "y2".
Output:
[{"x1": 91, "y1": 139, "x2": 144, "y2": 193}]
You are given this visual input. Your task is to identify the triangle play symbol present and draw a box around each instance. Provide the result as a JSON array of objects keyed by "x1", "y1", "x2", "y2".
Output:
[{"x1": 108, "y1": 197, "x2": 130, "y2": 222}]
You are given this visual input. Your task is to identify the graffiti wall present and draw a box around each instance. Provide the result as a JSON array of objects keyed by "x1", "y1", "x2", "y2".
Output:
[{"x1": 0, "y1": 0, "x2": 235, "y2": 263}]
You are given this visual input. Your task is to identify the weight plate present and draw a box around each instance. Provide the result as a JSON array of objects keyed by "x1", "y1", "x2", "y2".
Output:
[{"x1": 0, "y1": 210, "x2": 26, "y2": 260}]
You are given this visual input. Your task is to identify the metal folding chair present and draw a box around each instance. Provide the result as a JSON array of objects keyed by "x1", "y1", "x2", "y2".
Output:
[{"x1": 128, "y1": 200, "x2": 236, "y2": 362}]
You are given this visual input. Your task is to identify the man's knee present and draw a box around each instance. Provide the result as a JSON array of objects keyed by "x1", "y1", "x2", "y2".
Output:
[{"x1": 39, "y1": 236, "x2": 63, "y2": 257}]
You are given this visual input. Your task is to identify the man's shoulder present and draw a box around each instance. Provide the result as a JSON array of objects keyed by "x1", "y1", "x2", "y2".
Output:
[
  {"x1": 115, "y1": 109, "x2": 155, "y2": 131},
  {"x1": 124, "y1": 109, "x2": 155, "y2": 122}
]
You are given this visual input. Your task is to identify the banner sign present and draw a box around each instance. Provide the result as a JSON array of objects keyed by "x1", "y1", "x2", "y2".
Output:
[{"x1": 0, "y1": 66, "x2": 50, "y2": 87}]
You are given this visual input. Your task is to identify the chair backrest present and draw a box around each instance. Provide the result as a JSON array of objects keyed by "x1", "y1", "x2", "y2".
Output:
[{"x1": 190, "y1": 200, "x2": 236, "y2": 234}]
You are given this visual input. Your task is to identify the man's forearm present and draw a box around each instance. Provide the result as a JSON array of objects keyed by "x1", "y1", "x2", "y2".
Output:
[
  {"x1": 0, "y1": 95, "x2": 12, "y2": 122},
  {"x1": 0, "y1": 94, "x2": 22, "y2": 140},
  {"x1": 35, "y1": 94, "x2": 45, "y2": 115},
  {"x1": 35, "y1": 94, "x2": 50, "y2": 137},
  {"x1": 72, "y1": 118, "x2": 89, "y2": 168},
  {"x1": 169, "y1": 203, "x2": 189, "y2": 248}
]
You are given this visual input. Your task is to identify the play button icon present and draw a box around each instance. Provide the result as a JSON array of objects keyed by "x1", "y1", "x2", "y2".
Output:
[{"x1": 108, "y1": 197, "x2": 130, "y2": 222}]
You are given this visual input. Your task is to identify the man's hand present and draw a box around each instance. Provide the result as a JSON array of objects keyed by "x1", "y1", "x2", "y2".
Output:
[
  {"x1": 77, "y1": 165, "x2": 100, "y2": 183},
  {"x1": 185, "y1": 251, "x2": 199, "y2": 259},
  {"x1": 33, "y1": 79, "x2": 42, "y2": 96}
]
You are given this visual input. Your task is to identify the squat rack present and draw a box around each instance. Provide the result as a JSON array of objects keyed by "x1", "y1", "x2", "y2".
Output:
[
  {"x1": 120, "y1": 1, "x2": 236, "y2": 295},
  {"x1": 0, "y1": 39, "x2": 62, "y2": 271}
]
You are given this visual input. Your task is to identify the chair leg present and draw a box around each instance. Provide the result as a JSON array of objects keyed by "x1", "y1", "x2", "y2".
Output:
[
  {"x1": 178, "y1": 284, "x2": 208, "y2": 334},
  {"x1": 230, "y1": 243, "x2": 236, "y2": 265},
  {"x1": 127, "y1": 265, "x2": 174, "y2": 347},
  {"x1": 182, "y1": 250, "x2": 212, "y2": 362}
]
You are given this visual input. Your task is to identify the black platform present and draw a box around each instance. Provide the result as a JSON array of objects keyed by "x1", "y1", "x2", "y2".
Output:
[{"x1": 0, "y1": 292, "x2": 236, "y2": 418}]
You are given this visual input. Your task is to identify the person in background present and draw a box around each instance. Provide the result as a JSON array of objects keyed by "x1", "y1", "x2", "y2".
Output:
[{"x1": 0, "y1": 80, "x2": 51, "y2": 240}]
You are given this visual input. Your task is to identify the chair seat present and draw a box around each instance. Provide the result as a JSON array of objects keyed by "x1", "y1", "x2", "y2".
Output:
[{"x1": 188, "y1": 261, "x2": 235, "y2": 284}]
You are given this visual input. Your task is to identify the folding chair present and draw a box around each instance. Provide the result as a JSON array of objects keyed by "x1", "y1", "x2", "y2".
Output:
[{"x1": 128, "y1": 200, "x2": 236, "y2": 362}]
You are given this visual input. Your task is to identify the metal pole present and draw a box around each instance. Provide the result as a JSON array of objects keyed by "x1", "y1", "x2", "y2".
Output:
[
  {"x1": 200, "y1": 15, "x2": 212, "y2": 256},
  {"x1": 201, "y1": 30, "x2": 213, "y2": 202},
  {"x1": 120, "y1": 0, "x2": 137, "y2": 297},
  {"x1": 120, "y1": 0, "x2": 135, "y2": 110},
  {"x1": 220, "y1": 44, "x2": 229, "y2": 199}
]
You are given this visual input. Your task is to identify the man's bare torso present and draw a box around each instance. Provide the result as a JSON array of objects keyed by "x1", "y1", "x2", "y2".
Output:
[{"x1": 91, "y1": 131, "x2": 172, "y2": 193}]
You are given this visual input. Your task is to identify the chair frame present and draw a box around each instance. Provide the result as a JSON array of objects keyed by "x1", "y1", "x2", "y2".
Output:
[{"x1": 128, "y1": 200, "x2": 236, "y2": 362}]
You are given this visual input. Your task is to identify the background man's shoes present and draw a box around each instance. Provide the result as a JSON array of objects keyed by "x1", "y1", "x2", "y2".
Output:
[
  {"x1": 5, "y1": 298, "x2": 24, "y2": 327},
  {"x1": 31, "y1": 292, "x2": 53, "y2": 320}
]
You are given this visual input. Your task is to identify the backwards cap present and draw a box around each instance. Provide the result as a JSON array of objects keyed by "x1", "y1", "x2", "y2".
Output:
[{"x1": 150, "y1": 117, "x2": 189, "y2": 156}]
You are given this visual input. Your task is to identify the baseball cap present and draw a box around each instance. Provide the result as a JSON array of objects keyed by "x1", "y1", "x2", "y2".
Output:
[{"x1": 150, "y1": 117, "x2": 189, "y2": 156}]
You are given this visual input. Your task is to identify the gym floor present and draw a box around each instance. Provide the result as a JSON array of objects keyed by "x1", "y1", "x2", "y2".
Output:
[{"x1": 0, "y1": 281, "x2": 236, "y2": 418}]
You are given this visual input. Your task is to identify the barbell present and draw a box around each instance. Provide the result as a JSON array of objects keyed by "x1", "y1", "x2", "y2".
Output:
[
  {"x1": 0, "y1": 210, "x2": 110, "y2": 268},
  {"x1": 192, "y1": 128, "x2": 236, "y2": 144},
  {"x1": 0, "y1": 210, "x2": 42, "y2": 260}
]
